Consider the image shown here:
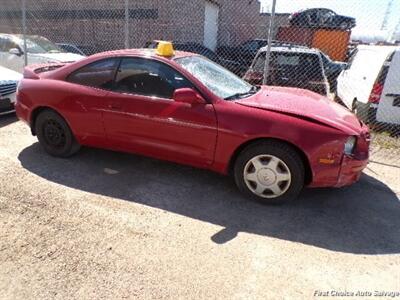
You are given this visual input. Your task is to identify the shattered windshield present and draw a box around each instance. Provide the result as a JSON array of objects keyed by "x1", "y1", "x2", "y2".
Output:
[{"x1": 175, "y1": 55, "x2": 255, "y2": 100}]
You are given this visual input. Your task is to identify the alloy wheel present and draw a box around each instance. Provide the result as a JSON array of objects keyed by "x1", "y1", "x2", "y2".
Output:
[{"x1": 243, "y1": 154, "x2": 291, "y2": 198}]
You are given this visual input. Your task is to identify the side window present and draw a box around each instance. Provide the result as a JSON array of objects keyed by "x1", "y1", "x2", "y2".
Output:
[
  {"x1": 113, "y1": 58, "x2": 193, "y2": 99},
  {"x1": 67, "y1": 58, "x2": 119, "y2": 89},
  {"x1": 242, "y1": 41, "x2": 259, "y2": 51},
  {"x1": 300, "y1": 54, "x2": 324, "y2": 80},
  {"x1": 253, "y1": 53, "x2": 265, "y2": 72},
  {"x1": 0, "y1": 37, "x2": 19, "y2": 52}
]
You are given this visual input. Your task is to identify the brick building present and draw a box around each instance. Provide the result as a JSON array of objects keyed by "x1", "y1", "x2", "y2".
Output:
[
  {"x1": 258, "y1": 12, "x2": 290, "y2": 39},
  {"x1": 0, "y1": 0, "x2": 269, "y2": 52}
]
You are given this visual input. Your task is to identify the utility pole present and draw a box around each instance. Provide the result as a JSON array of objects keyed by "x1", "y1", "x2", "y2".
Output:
[
  {"x1": 124, "y1": 0, "x2": 130, "y2": 49},
  {"x1": 22, "y1": 0, "x2": 28, "y2": 66},
  {"x1": 263, "y1": 0, "x2": 277, "y2": 85},
  {"x1": 391, "y1": 18, "x2": 400, "y2": 42},
  {"x1": 381, "y1": 0, "x2": 394, "y2": 31}
]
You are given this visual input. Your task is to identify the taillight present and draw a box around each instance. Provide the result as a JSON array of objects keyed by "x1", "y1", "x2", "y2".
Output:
[
  {"x1": 368, "y1": 59, "x2": 390, "y2": 104},
  {"x1": 368, "y1": 82, "x2": 383, "y2": 104}
]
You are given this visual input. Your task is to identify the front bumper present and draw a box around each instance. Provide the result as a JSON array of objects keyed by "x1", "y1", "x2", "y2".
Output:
[
  {"x1": 0, "y1": 92, "x2": 16, "y2": 115},
  {"x1": 334, "y1": 155, "x2": 368, "y2": 187},
  {"x1": 335, "y1": 123, "x2": 370, "y2": 187}
]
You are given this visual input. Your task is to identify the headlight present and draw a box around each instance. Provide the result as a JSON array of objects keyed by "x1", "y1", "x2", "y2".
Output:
[{"x1": 344, "y1": 136, "x2": 357, "y2": 155}]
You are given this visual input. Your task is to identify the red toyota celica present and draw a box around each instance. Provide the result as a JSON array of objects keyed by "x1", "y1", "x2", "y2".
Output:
[{"x1": 16, "y1": 42, "x2": 369, "y2": 204}]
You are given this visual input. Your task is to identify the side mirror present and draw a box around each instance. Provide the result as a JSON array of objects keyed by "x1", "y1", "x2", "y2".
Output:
[
  {"x1": 243, "y1": 70, "x2": 263, "y2": 85},
  {"x1": 9, "y1": 48, "x2": 23, "y2": 56},
  {"x1": 173, "y1": 88, "x2": 206, "y2": 105}
]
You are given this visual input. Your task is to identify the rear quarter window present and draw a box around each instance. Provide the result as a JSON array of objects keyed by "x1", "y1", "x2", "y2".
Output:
[
  {"x1": 254, "y1": 51, "x2": 324, "y2": 81},
  {"x1": 67, "y1": 58, "x2": 119, "y2": 90}
]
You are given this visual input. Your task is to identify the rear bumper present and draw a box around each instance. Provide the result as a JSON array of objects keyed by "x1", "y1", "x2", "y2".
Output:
[
  {"x1": 15, "y1": 100, "x2": 30, "y2": 125},
  {"x1": 334, "y1": 155, "x2": 368, "y2": 187}
]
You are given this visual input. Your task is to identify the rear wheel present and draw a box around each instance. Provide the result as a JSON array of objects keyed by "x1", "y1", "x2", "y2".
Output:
[
  {"x1": 35, "y1": 110, "x2": 80, "y2": 157},
  {"x1": 234, "y1": 141, "x2": 305, "y2": 205}
]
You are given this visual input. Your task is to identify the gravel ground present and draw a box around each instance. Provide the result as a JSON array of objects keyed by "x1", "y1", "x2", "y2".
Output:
[{"x1": 1, "y1": 114, "x2": 399, "y2": 300}]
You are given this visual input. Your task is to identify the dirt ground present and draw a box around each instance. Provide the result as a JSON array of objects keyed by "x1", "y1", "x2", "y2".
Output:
[{"x1": 1, "y1": 114, "x2": 399, "y2": 300}]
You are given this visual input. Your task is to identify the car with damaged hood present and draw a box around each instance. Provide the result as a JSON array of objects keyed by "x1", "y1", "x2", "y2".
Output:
[
  {"x1": 15, "y1": 41, "x2": 370, "y2": 204},
  {"x1": 0, "y1": 34, "x2": 85, "y2": 73}
]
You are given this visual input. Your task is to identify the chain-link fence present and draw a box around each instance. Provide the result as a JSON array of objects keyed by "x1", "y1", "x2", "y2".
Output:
[{"x1": 0, "y1": 0, "x2": 399, "y2": 167}]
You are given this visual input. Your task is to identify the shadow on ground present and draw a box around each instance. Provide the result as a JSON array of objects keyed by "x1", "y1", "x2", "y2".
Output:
[
  {"x1": 19, "y1": 143, "x2": 400, "y2": 255},
  {"x1": 0, "y1": 113, "x2": 17, "y2": 128}
]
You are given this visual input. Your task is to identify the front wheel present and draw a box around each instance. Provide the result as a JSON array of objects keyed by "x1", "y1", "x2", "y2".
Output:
[
  {"x1": 35, "y1": 109, "x2": 80, "y2": 157},
  {"x1": 234, "y1": 141, "x2": 305, "y2": 205}
]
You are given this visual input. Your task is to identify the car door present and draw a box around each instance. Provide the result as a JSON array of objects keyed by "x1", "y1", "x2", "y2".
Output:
[
  {"x1": 338, "y1": 49, "x2": 375, "y2": 108},
  {"x1": 65, "y1": 58, "x2": 120, "y2": 145},
  {"x1": 376, "y1": 50, "x2": 400, "y2": 125},
  {"x1": 102, "y1": 57, "x2": 218, "y2": 167}
]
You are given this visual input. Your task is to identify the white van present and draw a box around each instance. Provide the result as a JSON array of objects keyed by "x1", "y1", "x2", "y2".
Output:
[
  {"x1": 337, "y1": 45, "x2": 400, "y2": 129},
  {"x1": 0, "y1": 34, "x2": 85, "y2": 73}
]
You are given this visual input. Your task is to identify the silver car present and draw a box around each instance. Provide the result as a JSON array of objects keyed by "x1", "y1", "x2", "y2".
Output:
[{"x1": 0, "y1": 66, "x2": 22, "y2": 115}]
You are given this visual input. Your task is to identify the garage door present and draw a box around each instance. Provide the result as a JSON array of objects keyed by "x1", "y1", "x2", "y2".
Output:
[{"x1": 203, "y1": 1, "x2": 219, "y2": 51}]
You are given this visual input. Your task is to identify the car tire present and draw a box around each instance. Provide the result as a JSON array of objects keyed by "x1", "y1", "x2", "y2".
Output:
[
  {"x1": 234, "y1": 141, "x2": 305, "y2": 205},
  {"x1": 35, "y1": 109, "x2": 80, "y2": 158}
]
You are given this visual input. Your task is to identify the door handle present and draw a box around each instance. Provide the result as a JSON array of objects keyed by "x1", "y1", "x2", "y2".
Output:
[{"x1": 386, "y1": 93, "x2": 400, "y2": 97}]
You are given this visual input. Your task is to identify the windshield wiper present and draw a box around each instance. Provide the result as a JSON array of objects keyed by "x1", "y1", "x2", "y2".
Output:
[{"x1": 224, "y1": 85, "x2": 260, "y2": 100}]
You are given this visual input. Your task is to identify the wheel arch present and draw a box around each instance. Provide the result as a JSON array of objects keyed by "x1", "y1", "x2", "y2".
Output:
[
  {"x1": 30, "y1": 106, "x2": 68, "y2": 136},
  {"x1": 227, "y1": 137, "x2": 313, "y2": 185}
]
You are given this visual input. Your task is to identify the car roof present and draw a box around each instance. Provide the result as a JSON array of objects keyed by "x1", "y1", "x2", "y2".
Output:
[
  {"x1": 259, "y1": 45, "x2": 320, "y2": 54},
  {"x1": 356, "y1": 44, "x2": 400, "y2": 53},
  {"x1": 0, "y1": 33, "x2": 51, "y2": 43},
  {"x1": 89, "y1": 48, "x2": 196, "y2": 60},
  {"x1": 0, "y1": 33, "x2": 43, "y2": 39}
]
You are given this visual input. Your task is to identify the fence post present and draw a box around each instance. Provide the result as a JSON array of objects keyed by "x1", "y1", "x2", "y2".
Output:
[
  {"x1": 124, "y1": 0, "x2": 130, "y2": 49},
  {"x1": 262, "y1": 0, "x2": 277, "y2": 85},
  {"x1": 21, "y1": 0, "x2": 28, "y2": 66}
]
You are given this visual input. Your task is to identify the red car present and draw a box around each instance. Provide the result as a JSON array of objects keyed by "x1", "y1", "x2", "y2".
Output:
[{"x1": 16, "y1": 42, "x2": 370, "y2": 204}]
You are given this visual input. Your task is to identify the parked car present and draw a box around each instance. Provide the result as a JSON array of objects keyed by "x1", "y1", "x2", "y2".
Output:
[
  {"x1": 216, "y1": 39, "x2": 268, "y2": 68},
  {"x1": 145, "y1": 40, "x2": 246, "y2": 76},
  {"x1": 16, "y1": 42, "x2": 369, "y2": 204},
  {"x1": 320, "y1": 51, "x2": 347, "y2": 92},
  {"x1": 336, "y1": 45, "x2": 400, "y2": 130},
  {"x1": 0, "y1": 34, "x2": 85, "y2": 73},
  {"x1": 56, "y1": 43, "x2": 86, "y2": 56},
  {"x1": 56, "y1": 43, "x2": 101, "y2": 56},
  {"x1": 244, "y1": 45, "x2": 330, "y2": 96},
  {"x1": 0, "y1": 66, "x2": 22, "y2": 115},
  {"x1": 289, "y1": 8, "x2": 356, "y2": 30}
]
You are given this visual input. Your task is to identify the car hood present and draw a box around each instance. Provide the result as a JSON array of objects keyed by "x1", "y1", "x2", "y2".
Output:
[
  {"x1": 0, "y1": 66, "x2": 22, "y2": 81},
  {"x1": 235, "y1": 86, "x2": 362, "y2": 135},
  {"x1": 30, "y1": 52, "x2": 85, "y2": 63}
]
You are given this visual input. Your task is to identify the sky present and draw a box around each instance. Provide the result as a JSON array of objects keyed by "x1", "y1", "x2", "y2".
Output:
[{"x1": 260, "y1": 0, "x2": 400, "y2": 41}]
